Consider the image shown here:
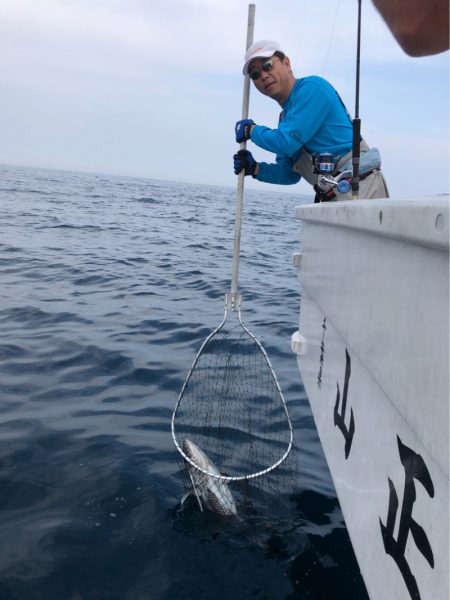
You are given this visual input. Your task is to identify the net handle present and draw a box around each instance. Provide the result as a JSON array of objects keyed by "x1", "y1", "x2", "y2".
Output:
[{"x1": 230, "y1": 4, "x2": 256, "y2": 305}]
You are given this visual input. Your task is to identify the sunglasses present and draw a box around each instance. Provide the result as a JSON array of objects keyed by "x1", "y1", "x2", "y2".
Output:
[{"x1": 249, "y1": 57, "x2": 280, "y2": 81}]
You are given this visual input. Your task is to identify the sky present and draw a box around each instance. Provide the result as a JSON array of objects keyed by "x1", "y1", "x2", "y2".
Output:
[{"x1": 0, "y1": 0, "x2": 448, "y2": 199}]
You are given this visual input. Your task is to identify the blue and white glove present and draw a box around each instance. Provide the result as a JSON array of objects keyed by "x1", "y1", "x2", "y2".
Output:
[
  {"x1": 235, "y1": 119, "x2": 255, "y2": 143},
  {"x1": 233, "y1": 150, "x2": 257, "y2": 176}
]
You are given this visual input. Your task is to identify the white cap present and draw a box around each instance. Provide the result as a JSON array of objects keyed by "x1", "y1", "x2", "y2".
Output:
[{"x1": 243, "y1": 40, "x2": 285, "y2": 75}]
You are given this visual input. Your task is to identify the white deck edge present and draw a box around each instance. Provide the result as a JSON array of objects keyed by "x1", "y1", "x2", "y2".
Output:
[{"x1": 295, "y1": 196, "x2": 449, "y2": 250}]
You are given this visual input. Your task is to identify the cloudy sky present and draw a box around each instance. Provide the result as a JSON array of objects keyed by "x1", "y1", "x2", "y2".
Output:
[{"x1": 0, "y1": 0, "x2": 448, "y2": 198}]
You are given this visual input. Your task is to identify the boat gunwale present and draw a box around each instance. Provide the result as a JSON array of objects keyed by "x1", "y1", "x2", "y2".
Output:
[{"x1": 295, "y1": 197, "x2": 450, "y2": 251}]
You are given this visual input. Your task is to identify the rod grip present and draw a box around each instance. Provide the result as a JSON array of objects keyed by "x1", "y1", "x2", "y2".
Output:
[{"x1": 352, "y1": 117, "x2": 361, "y2": 197}]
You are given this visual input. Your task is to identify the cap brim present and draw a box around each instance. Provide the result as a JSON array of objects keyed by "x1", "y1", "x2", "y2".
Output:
[{"x1": 243, "y1": 50, "x2": 276, "y2": 75}]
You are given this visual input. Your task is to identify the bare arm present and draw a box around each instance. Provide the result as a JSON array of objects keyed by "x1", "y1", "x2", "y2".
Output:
[{"x1": 372, "y1": 0, "x2": 449, "y2": 56}]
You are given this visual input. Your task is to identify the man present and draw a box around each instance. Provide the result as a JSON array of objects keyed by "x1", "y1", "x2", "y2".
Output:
[
  {"x1": 372, "y1": 0, "x2": 449, "y2": 57},
  {"x1": 233, "y1": 40, "x2": 389, "y2": 202}
]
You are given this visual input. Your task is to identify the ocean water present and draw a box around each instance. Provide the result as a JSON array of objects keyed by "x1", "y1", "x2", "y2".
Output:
[{"x1": 0, "y1": 164, "x2": 368, "y2": 599}]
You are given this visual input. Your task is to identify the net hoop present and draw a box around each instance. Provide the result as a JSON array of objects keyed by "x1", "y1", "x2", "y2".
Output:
[{"x1": 171, "y1": 305, "x2": 294, "y2": 483}]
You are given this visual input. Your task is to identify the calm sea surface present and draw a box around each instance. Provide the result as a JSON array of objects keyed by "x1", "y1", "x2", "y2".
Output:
[{"x1": 0, "y1": 165, "x2": 368, "y2": 599}]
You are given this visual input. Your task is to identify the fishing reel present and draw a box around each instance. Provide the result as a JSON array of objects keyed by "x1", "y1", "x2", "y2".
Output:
[
  {"x1": 317, "y1": 172, "x2": 352, "y2": 194},
  {"x1": 313, "y1": 153, "x2": 352, "y2": 194},
  {"x1": 313, "y1": 152, "x2": 338, "y2": 174}
]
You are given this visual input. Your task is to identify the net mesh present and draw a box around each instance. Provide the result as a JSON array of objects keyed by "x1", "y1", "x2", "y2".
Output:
[{"x1": 172, "y1": 312, "x2": 297, "y2": 518}]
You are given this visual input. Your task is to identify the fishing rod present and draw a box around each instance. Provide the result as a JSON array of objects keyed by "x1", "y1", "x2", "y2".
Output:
[
  {"x1": 314, "y1": 1, "x2": 365, "y2": 201},
  {"x1": 352, "y1": 0, "x2": 362, "y2": 200}
]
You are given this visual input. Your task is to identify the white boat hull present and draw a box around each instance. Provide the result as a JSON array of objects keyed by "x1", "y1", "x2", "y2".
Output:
[{"x1": 293, "y1": 197, "x2": 449, "y2": 600}]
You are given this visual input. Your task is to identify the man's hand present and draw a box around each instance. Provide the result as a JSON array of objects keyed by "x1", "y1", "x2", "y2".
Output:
[
  {"x1": 235, "y1": 119, "x2": 255, "y2": 143},
  {"x1": 233, "y1": 149, "x2": 257, "y2": 176}
]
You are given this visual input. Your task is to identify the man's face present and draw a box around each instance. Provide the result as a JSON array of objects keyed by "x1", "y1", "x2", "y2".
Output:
[{"x1": 248, "y1": 54, "x2": 293, "y2": 103}]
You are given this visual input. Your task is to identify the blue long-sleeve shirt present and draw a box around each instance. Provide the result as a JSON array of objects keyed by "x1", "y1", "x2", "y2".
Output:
[{"x1": 251, "y1": 76, "x2": 354, "y2": 185}]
